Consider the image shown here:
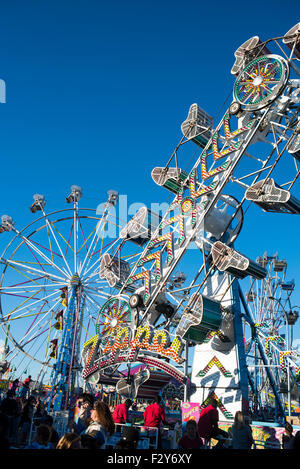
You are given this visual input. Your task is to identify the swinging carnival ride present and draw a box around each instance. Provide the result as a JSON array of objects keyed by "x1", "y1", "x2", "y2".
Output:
[{"x1": 1, "y1": 24, "x2": 300, "y2": 423}]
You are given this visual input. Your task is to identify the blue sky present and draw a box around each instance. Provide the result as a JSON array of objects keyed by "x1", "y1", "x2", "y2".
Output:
[{"x1": 0, "y1": 0, "x2": 300, "y2": 364}]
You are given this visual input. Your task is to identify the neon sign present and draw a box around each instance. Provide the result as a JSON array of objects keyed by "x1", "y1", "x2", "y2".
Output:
[{"x1": 82, "y1": 324, "x2": 185, "y2": 380}]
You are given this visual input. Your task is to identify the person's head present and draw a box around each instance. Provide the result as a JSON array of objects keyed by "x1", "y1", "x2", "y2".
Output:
[
  {"x1": 35, "y1": 424, "x2": 51, "y2": 446},
  {"x1": 124, "y1": 399, "x2": 132, "y2": 409},
  {"x1": 56, "y1": 432, "x2": 81, "y2": 449},
  {"x1": 234, "y1": 411, "x2": 245, "y2": 429},
  {"x1": 154, "y1": 395, "x2": 162, "y2": 404},
  {"x1": 185, "y1": 419, "x2": 198, "y2": 438},
  {"x1": 91, "y1": 400, "x2": 115, "y2": 436},
  {"x1": 6, "y1": 390, "x2": 14, "y2": 398},
  {"x1": 82, "y1": 393, "x2": 94, "y2": 408},
  {"x1": 284, "y1": 421, "x2": 293, "y2": 434}
]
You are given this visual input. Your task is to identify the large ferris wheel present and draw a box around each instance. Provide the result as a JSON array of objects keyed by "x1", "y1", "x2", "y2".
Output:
[
  {"x1": 1, "y1": 24, "x2": 300, "y2": 420},
  {"x1": 0, "y1": 187, "x2": 137, "y2": 407}
]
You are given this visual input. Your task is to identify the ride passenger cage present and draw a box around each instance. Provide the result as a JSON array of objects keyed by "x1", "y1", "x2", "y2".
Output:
[
  {"x1": 245, "y1": 179, "x2": 300, "y2": 214},
  {"x1": 282, "y1": 23, "x2": 300, "y2": 59},
  {"x1": 181, "y1": 103, "x2": 213, "y2": 149}
]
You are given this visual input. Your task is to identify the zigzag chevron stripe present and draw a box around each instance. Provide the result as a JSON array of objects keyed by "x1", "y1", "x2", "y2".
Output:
[
  {"x1": 279, "y1": 351, "x2": 295, "y2": 370},
  {"x1": 189, "y1": 168, "x2": 219, "y2": 197},
  {"x1": 160, "y1": 214, "x2": 185, "y2": 246},
  {"x1": 197, "y1": 356, "x2": 233, "y2": 378},
  {"x1": 137, "y1": 251, "x2": 162, "y2": 281},
  {"x1": 264, "y1": 336, "x2": 285, "y2": 357},
  {"x1": 148, "y1": 232, "x2": 174, "y2": 264},
  {"x1": 200, "y1": 151, "x2": 231, "y2": 181},
  {"x1": 126, "y1": 270, "x2": 151, "y2": 303},
  {"x1": 212, "y1": 132, "x2": 241, "y2": 161},
  {"x1": 200, "y1": 392, "x2": 234, "y2": 419},
  {"x1": 223, "y1": 112, "x2": 255, "y2": 139}
]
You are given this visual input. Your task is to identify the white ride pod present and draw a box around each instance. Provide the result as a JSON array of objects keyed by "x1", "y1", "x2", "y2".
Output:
[
  {"x1": 176, "y1": 293, "x2": 222, "y2": 344},
  {"x1": 231, "y1": 36, "x2": 271, "y2": 76},
  {"x1": 99, "y1": 253, "x2": 131, "y2": 289},
  {"x1": 30, "y1": 194, "x2": 46, "y2": 213},
  {"x1": 287, "y1": 126, "x2": 300, "y2": 162},
  {"x1": 151, "y1": 167, "x2": 188, "y2": 195},
  {"x1": 0, "y1": 215, "x2": 14, "y2": 233},
  {"x1": 211, "y1": 241, "x2": 267, "y2": 280},
  {"x1": 181, "y1": 103, "x2": 213, "y2": 148},
  {"x1": 66, "y1": 185, "x2": 82, "y2": 203},
  {"x1": 283, "y1": 23, "x2": 300, "y2": 59},
  {"x1": 120, "y1": 206, "x2": 161, "y2": 246},
  {"x1": 116, "y1": 368, "x2": 150, "y2": 399},
  {"x1": 245, "y1": 178, "x2": 300, "y2": 214}
]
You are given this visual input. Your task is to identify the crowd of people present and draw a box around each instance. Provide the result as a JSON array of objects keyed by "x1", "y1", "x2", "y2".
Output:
[
  {"x1": 0, "y1": 380, "x2": 300, "y2": 451},
  {"x1": 0, "y1": 382, "x2": 173, "y2": 450}
]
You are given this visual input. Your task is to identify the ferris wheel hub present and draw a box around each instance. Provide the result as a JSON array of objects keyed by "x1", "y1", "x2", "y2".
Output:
[
  {"x1": 252, "y1": 75, "x2": 263, "y2": 86},
  {"x1": 70, "y1": 273, "x2": 81, "y2": 285}
]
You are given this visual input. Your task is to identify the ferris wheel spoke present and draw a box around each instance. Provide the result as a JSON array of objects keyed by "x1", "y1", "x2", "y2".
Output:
[
  {"x1": 40, "y1": 208, "x2": 73, "y2": 277},
  {"x1": 79, "y1": 206, "x2": 122, "y2": 278},
  {"x1": 84, "y1": 286, "x2": 112, "y2": 301},
  {"x1": 12, "y1": 228, "x2": 70, "y2": 279},
  {"x1": 78, "y1": 218, "x2": 107, "y2": 277},
  {"x1": 84, "y1": 290, "x2": 110, "y2": 310},
  {"x1": 2, "y1": 258, "x2": 67, "y2": 283},
  {"x1": 81, "y1": 235, "x2": 122, "y2": 282},
  {"x1": 0, "y1": 280, "x2": 67, "y2": 293},
  {"x1": 2, "y1": 288, "x2": 62, "y2": 322},
  {"x1": 18, "y1": 302, "x2": 58, "y2": 347}
]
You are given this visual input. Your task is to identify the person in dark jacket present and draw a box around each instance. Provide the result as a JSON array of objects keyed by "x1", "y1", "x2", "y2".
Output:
[
  {"x1": 230, "y1": 411, "x2": 254, "y2": 449},
  {"x1": 0, "y1": 390, "x2": 20, "y2": 444}
]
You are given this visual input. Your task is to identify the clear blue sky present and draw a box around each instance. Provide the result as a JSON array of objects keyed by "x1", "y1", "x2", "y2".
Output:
[{"x1": 0, "y1": 1, "x2": 299, "y2": 351}]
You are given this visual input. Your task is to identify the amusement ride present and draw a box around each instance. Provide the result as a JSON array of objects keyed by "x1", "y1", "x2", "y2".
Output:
[{"x1": 1, "y1": 24, "x2": 300, "y2": 424}]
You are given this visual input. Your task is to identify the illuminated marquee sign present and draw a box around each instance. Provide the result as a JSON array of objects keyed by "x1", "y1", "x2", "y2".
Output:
[{"x1": 82, "y1": 324, "x2": 185, "y2": 380}]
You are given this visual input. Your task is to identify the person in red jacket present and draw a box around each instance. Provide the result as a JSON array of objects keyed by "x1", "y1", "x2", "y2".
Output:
[
  {"x1": 112, "y1": 399, "x2": 132, "y2": 426},
  {"x1": 143, "y1": 395, "x2": 167, "y2": 428},
  {"x1": 197, "y1": 397, "x2": 228, "y2": 445}
]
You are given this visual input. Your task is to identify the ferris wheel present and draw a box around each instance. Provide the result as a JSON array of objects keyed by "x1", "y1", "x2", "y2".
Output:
[
  {"x1": 0, "y1": 186, "x2": 138, "y2": 402},
  {"x1": 242, "y1": 253, "x2": 300, "y2": 417}
]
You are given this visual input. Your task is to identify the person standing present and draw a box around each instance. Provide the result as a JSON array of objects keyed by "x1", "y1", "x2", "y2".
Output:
[
  {"x1": 73, "y1": 393, "x2": 94, "y2": 434},
  {"x1": 82, "y1": 400, "x2": 115, "y2": 449},
  {"x1": 143, "y1": 395, "x2": 169, "y2": 449},
  {"x1": 282, "y1": 421, "x2": 294, "y2": 449},
  {"x1": 10, "y1": 379, "x2": 19, "y2": 397},
  {"x1": 230, "y1": 411, "x2": 254, "y2": 449},
  {"x1": 112, "y1": 399, "x2": 132, "y2": 427},
  {"x1": 0, "y1": 390, "x2": 20, "y2": 445},
  {"x1": 143, "y1": 395, "x2": 167, "y2": 429},
  {"x1": 19, "y1": 396, "x2": 36, "y2": 446},
  {"x1": 197, "y1": 397, "x2": 228, "y2": 445},
  {"x1": 24, "y1": 375, "x2": 33, "y2": 387}
]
